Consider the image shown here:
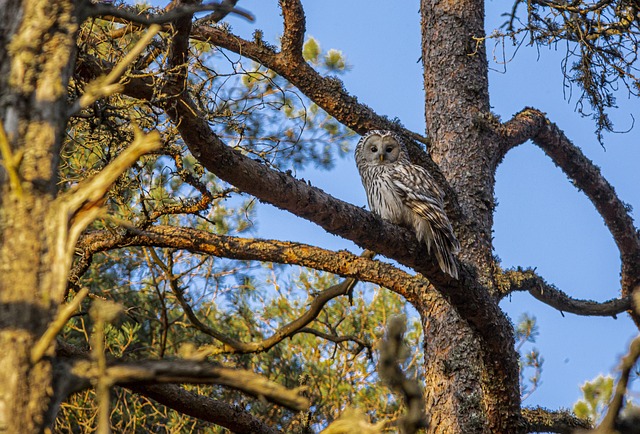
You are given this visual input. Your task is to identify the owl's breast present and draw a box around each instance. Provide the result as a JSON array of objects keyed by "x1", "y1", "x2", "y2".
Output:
[{"x1": 363, "y1": 170, "x2": 410, "y2": 226}]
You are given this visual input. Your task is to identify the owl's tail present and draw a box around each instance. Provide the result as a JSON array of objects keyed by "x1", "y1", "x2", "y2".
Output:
[{"x1": 431, "y1": 227, "x2": 461, "y2": 279}]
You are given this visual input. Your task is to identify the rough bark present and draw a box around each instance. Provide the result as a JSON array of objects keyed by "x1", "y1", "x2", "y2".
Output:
[
  {"x1": 0, "y1": 0, "x2": 79, "y2": 432},
  {"x1": 421, "y1": 0, "x2": 522, "y2": 432}
]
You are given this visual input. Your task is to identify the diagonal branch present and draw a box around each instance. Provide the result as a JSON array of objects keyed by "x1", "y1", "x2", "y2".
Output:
[
  {"x1": 498, "y1": 108, "x2": 640, "y2": 310},
  {"x1": 497, "y1": 268, "x2": 632, "y2": 317},
  {"x1": 128, "y1": 384, "x2": 282, "y2": 434},
  {"x1": 189, "y1": 18, "x2": 462, "y2": 218},
  {"x1": 56, "y1": 341, "x2": 283, "y2": 434},
  {"x1": 598, "y1": 334, "x2": 640, "y2": 432}
]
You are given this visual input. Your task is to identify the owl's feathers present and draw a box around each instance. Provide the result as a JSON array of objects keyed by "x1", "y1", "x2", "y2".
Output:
[{"x1": 355, "y1": 130, "x2": 460, "y2": 278}]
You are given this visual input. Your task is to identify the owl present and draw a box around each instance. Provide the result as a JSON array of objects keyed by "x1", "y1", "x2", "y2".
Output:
[{"x1": 355, "y1": 130, "x2": 460, "y2": 278}]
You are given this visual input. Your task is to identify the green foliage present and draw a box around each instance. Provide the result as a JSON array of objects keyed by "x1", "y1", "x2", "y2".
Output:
[{"x1": 573, "y1": 375, "x2": 614, "y2": 424}]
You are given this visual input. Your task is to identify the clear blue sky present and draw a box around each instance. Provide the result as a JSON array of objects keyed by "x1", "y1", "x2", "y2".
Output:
[{"x1": 221, "y1": 0, "x2": 640, "y2": 413}]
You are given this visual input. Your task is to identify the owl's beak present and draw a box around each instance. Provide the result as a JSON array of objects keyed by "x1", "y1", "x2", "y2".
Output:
[{"x1": 379, "y1": 154, "x2": 385, "y2": 163}]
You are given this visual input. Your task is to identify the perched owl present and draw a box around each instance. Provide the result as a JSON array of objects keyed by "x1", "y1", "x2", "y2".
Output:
[{"x1": 355, "y1": 130, "x2": 460, "y2": 278}]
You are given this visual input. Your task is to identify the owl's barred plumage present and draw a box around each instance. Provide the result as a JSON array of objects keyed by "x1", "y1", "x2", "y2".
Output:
[{"x1": 355, "y1": 130, "x2": 460, "y2": 278}]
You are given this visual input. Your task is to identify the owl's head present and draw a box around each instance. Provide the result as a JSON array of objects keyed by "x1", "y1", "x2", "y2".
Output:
[{"x1": 355, "y1": 130, "x2": 409, "y2": 167}]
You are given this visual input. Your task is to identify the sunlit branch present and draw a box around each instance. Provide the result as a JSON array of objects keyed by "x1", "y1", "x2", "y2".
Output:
[
  {"x1": 498, "y1": 268, "x2": 631, "y2": 317},
  {"x1": 78, "y1": 227, "x2": 429, "y2": 307},
  {"x1": 279, "y1": 0, "x2": 306, "y2": 64},
  {"x1": 521, "y1": 407, "x2": 591, "y2": 433}
]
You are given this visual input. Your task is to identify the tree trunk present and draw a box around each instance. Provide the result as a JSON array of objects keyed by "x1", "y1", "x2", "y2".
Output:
[
  {"x1": 0, "y1": 1, "x2": 79, "y2": 431},
  {"x1": 420, "y1": 0, "x2": 522, "y2": 432}
]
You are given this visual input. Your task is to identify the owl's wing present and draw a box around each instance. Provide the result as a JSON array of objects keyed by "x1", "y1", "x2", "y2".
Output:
[{"x1": 390, "y1": 164, "x2": 451, "y2": 233}]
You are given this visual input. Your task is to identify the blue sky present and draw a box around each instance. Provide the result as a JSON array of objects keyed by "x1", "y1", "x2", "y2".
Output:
[{"x1": 220, "y1": 0, "x2": 640, "y2": 413}]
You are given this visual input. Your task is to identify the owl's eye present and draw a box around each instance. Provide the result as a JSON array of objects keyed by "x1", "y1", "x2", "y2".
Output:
[
  {"x1": 385, "y1": 146, "x2": 393, "y2": 153},
  {"x1": 370, "y1": 146, "x2": 378, "y2": 153}
]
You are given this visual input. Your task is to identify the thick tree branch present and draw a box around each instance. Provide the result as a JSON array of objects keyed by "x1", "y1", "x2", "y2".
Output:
[
  {"x1": 279, "y1": 0, "x2": 306, "y2": 64},
  {"x1": 128, "y1": 384, "x2": 282, "y2": 434},
  {"x1": 78, "y1": 227, "x2": 431, "y2": 307},
  {"x1": 498, "y1": 108, "x2": 640, "y2": 313},
  {"x1": 67, "y1": 358, "x2": 308, "y2": 410},
  {"x1": 521, "y1": 407, "x2": 591, "y2": 433},
  {"x1": 88, "y1": 3, "x2": 254, "y2": 24},
  {"x1": 498, "y1": 268, "x2": 632, "y2": 317},
  {"x1": 56, "y1": 342, "x2": 283, "y2": 434}
]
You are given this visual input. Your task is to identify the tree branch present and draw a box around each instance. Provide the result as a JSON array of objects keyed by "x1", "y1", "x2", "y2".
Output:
[
  {"x1": 78, "y1": 227, "x2": 431, "y2": 307},
  {"x1": 521, "y1": 407, "x2": 591, "y2": 433},
  {"x1": 279, "y1": 0, "x2": 306, "y2": 64},
  {"x1": 89, "y1": 2, "x2": 254, "y2": 25},
  {"x1": 497, "y1": 268, "x2": 632, "y2": 317},
  {"x1": 56, "y1": 341, "x2": 283, "y2": 434},
  {"x1": 189, "y1": 18, "x2": 462, "y2": 219},
  {"x1": 128, "y1": 384, "x2": 282, "y2": 434},
  {"x1": 498, "y1": 108, "x2": 640, "y2": 314},
  {"x1": 68, "y1": 358, "x2": 309, "y2": 411}
]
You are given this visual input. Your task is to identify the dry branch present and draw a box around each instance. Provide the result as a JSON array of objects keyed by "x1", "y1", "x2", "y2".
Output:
[
  {"x1": 498, "y1": 268, "x2": 631, "y2": 317},
  {"x1": 498, "y1": 107, "x2": 640, "y2": 319}
]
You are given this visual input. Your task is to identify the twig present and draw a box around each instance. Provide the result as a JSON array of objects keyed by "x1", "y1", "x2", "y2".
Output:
[
  {"x1": 31, "y1": 288, "x2": 90, "y2": 364},
  {"x1": 497, "y1": 268, "x2": 631, "y2": 317}
]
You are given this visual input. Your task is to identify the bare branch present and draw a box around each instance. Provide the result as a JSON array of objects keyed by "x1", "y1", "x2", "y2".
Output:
[
  {"x1": 522, "y1": 407, "x2": 591, "y2": 433},
  {"x1": 498, "y1": 268, "x2": 631, "y2": 317},
  {"x1": 498, "y1": 108, "x2": 640, "y2": 312}
]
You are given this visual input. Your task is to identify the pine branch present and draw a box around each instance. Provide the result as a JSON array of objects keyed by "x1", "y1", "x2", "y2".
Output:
[{"x1": 497, "y1": 268, "x2": 631, "y2": 317}]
